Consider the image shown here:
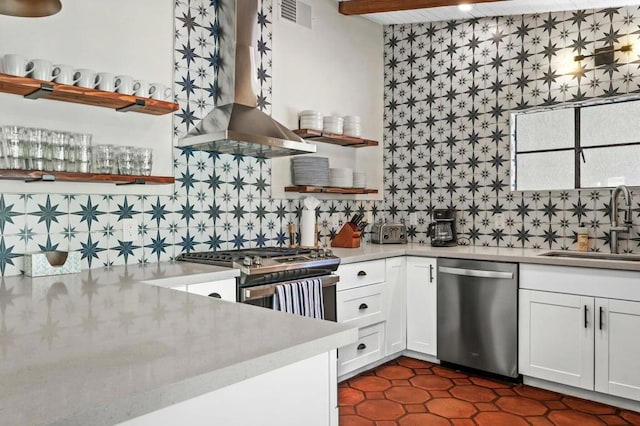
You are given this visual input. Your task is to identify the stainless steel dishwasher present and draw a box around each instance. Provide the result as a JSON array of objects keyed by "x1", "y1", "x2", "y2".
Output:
[{"x1": 437, "y1": 258, "x2": 518, "y2": 378}]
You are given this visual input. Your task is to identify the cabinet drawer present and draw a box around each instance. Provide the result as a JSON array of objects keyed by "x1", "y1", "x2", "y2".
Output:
[
  {"x1": 337, "y1": 283, "x2": 385, "y2": 328},
  {"x1": 337, "y1": 260, "x2": 386, "y2": 291},
  {"x1": 184, "y1": 279, "x2": 237, "y2": 302},
  {"x1": 338, "y1": 323, "x2": 385, "y2": 376}
]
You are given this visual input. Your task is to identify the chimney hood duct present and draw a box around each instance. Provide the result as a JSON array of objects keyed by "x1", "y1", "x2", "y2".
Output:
[{"x1": 178, "y1": 0, "x2": 316, "y2": 158}]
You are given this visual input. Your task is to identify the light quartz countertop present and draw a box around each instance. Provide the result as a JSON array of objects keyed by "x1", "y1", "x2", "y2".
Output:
[
  {"x1": 0, "y1": 262, "x2": 356, "y2": 426},
  {"x1": 331, "y1": 243, "x2": 640, "y2": 272}
]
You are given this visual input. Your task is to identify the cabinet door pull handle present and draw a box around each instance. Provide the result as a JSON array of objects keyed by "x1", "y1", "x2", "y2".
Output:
[
  {"x1": 208, "y1": 292, "x2": 222, "y2": 299},
  {"x1": 584, "y1": 305, "x2": 588, "y2": 328},
  {"x1": 429, "y1": 264, "x2": 434, "y2": 283},
  {"x1": 599, "y1": 306, "x2": 604, "y2": 330},
  {"x1": 357, "y1": 343, "x2": 366, "y2": 351},
  {"x1": 357, "y1": 271, "x2": 367, "y2": 277},
  {"x1": 359, "y1": 303, "x2": 368, "y2": 310}
]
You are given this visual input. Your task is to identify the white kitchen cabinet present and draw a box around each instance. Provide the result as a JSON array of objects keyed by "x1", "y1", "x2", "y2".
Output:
[
  {"x1": 520, "y1": 264, "x2": 640, "y2": 402},
  {"x1": 120, "y1": 350, "x2": 338, "y2": 426},
  {"x1": 163, "y1": 278, "x2": 237, "y2": 302},
  {"x1": 385, "y1": 257, "x2": 406, "y2": 356},
  {"x1": 336, "y1": 260, "x2": 385, "y2": 291},
  {"x1": 336, "y1": 258, "x2": 404, "y2": 378},
  {"x1": 595, "y1": 298, "x2": 640, "y2": 400},
  {"x1": 337, "y1": 323, "x2": 385, "y2": 376},
  {"x1": 185, "y1": 279, "x2": 236, "y2": 302},
  {"x1": 405, "y1": 256, "x2": 437, "y2": 356},
  {"x1": 337, "y1": 283, "x2": 385, "y2": 329},
  {"x1": 519, "y1": 289, "x2": 595, "y2": 389}
]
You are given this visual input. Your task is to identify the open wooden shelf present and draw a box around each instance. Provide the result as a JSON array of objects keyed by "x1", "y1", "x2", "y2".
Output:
[
  {"x1": 285, "y1": 185, "x2": 378, "y2": 195},
  {"x1": 293, "y1": 129, "x2": 378, "y2": 148},
  {"x1": 0, "y1": 169, "x2": 174, "y2": 185},
  {"x1": 0, "y1": 73, "x2": 179, "y2": 115}
]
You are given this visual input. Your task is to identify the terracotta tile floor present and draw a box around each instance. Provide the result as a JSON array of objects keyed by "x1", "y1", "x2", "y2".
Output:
[{"x1": 338, "y1": 356, "x2": 640, "y2": 425}]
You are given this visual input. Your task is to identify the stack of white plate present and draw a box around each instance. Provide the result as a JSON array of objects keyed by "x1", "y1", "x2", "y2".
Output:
[
  {"x1": 299, "y1": 110, "x2": 323, "y2": 131},
  {"x1": 330, "y1": 167, "x2": 353, "y2": 187},
  {"x1": 353, "y1": 171, "x2": 366, "y2": 188},
  {"x1": 323, "y1": 116, "x2": 344, "y2": 134},
  {"x1": 343, "y1": 116, "x2": 361, "y2": 137},
  {"x1": 292, "y1": 156, "x2": 330, "y2": 186}
]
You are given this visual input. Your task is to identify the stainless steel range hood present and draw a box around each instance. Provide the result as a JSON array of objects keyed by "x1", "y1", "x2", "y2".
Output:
[{"x1": 178, "y1": 0, "x2": 316, "y2": 158}]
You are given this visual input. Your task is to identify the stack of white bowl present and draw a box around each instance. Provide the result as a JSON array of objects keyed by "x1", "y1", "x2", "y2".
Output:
[
  {"x1": 292, "y1": 156, "x2": 330, "y2": 186},
  {"x1": 353, "y1": 171, "x2": 366, "y2": 188},
  {"x1": 299, "y1": 110, "x2": 323, "y2": 131},
  {"x1": 323, "y1": 116, "x2": 344, "y2": 135},
  {"x1": 330, "y1": 167, "x2": 353, "y2": 188},
  {"x1": 343, "y1": 116, "x2": 362, "y2": 137}
]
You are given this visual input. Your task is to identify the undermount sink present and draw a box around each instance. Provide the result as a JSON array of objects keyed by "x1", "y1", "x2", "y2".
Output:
[{"x1": 539, "y1": 251, "x2": 640, "y2": 262}]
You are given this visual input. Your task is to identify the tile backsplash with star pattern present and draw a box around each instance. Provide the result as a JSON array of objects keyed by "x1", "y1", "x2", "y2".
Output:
[
  {"x1": 382, "y1": 6, "x2": 640, "y2": 252},
  {"x1": 3, "y1": 2, "x2": 640, "y2": 276}
]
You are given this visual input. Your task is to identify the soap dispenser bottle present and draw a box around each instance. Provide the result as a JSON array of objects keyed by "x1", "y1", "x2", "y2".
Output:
[{"x1": 576, "y1": 223, "x2": 589, "y2": 252}]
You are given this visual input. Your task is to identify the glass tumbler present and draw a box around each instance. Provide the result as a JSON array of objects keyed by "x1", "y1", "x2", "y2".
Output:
[
  {"x1": 65, "y1": 132, "x2": 78, "y2": 172},
  {"x1": 137, "y1": 147, "x2": 153, "y2": 176},
  {"x1": 48, "y1": 131, "x2": 69, "y2": 172},
  {"x1": 116, "y1": 146, "x2": 136, "y2": 175},
  {"x1": 3, "y1": 125, "x2": 27, "y2": 170},
  {"x1": 93, "y1": 144, "x2": 115, "y2": 174},
  {"x1": 75, "y1": 133, "x2": 92, "y2": 173},
  {"x1": 28, "y1": 128, "x2": 50, "y2": 171}
]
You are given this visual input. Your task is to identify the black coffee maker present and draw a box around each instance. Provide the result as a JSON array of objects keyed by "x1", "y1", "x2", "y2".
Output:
[{"x1": 428, "y1": 209, "x2": 457, "y2": 247}]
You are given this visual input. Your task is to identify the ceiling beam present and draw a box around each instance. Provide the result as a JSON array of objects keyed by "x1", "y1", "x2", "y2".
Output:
[{"x1": 339, "y1": 0, "x2": 504, "y2": 16}]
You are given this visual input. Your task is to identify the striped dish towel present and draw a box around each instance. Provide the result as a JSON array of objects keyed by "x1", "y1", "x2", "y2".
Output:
[{"x1": 273, "y1": 278, "x2": 324, "y2": 319}]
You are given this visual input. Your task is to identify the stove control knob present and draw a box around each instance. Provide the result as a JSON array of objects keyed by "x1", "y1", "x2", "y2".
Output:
[
  {"x1": 325, "y1": 249, "x2": 333, "y2": 257},
  {"x1": 252, "y1": 256, "x2": 262, "y2": 266},
  {"x1": 318, "y1": 249, "x2": 325, "y2": 258},
  {"x1": 310, "y1": 250, "x2": 318, "y2": 258},
  {"x1": 243, "y1": 256, "x2": 252, "y2": 267}
]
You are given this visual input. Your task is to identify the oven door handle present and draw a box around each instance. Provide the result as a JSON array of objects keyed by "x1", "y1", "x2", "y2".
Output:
[{"x1": 241, "y1": 275, "x2": 339, "y2": 302}]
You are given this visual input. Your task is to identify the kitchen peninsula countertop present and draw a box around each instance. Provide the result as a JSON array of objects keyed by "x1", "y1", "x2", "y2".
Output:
[
  {"x1": 332, "y1": 243, "x2": 640, "y2": 272},
  {"x1": 0, "y1": 262, "x2": 356, "y2": 426}
]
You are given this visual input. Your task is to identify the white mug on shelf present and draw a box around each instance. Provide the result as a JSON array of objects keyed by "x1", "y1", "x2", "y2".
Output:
[
  {"x1": 133, "y1": 80, "x2": 150, "y2": 97},
  {"x1": 2, "y1": 54, "x2": 34, "y2": 76},
  {"x1": 96, "y1": 72, "x2": 117, "y2": 92},
  {"x1": 74, "y1": 69, "x2": 101, "y2": 89},
  {"x1": 27, "y1": 59, "x2": 54, "y2": 81},
  {"x1": 115, "y1": 75, "x2": 134, "y2": 95},
  {"x1": 149, "y1": 83, "x2": 172, "y2": 100},
  {"x1": 52, "y1": 64, "x2": 78, "y2": 85}
]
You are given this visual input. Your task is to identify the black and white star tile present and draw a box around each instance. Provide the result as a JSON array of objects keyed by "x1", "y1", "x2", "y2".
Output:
[
  {"x1": 382, "y1": 6, "x2": 640, "y2": 252},
  {"x1": 7, "y1": 3, "x2": 640, "y2": 276}
]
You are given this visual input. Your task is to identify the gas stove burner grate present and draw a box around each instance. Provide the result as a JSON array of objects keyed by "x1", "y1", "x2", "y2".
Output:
[{"x1": 176, "y1": 247, "x2": 314, "y2": 267}]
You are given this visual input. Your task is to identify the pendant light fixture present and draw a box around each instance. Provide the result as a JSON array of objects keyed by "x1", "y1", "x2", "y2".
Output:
[{"x1": 0, "y1": 0, "x2": 62, "y2": 17}]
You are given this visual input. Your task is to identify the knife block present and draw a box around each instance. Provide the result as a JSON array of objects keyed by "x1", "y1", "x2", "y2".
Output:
[{"x1": 331, "y1": 223, "x2": 362, "y2": 248}]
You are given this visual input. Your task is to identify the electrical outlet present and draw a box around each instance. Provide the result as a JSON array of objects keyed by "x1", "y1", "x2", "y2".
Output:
[
  {"x1": 409, "y1": 212, "x2": 418, "y2": 226},
  {"x1": 365, "y1": 211, "x2": 373, "y2": 224},
  {"x1": 122, "y1": 218, "x2": 138, "y2": 242},
  {"x1": 332, "y1": 216, "x2": 340, "y2": 229},
  {"x1": 494, "y1": 213, "x2": 505, "y2": 228}
]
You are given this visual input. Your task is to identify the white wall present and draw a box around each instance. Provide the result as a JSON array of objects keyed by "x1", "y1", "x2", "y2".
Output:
[
  {"x1": 0, "y1": 0, "x2": 174, "y2": 195},
  {"x1": 270, "y1": 0, "x2": 384, "y2": 200}
]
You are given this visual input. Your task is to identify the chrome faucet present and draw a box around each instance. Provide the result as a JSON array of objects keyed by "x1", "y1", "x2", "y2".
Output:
[{"x1": 610, "y1": 185, "x2": 633, "y2": 254}]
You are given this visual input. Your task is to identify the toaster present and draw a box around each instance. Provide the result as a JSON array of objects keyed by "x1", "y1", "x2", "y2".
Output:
[{"x1": 371, "y1": 222, "x2": 407, "y2": 244}]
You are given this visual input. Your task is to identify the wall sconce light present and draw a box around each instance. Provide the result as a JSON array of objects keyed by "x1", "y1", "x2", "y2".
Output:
[
  {"x1": 0, "y1": 0, "x2": 62, "y2": 17},
  {"x1": 574, "y1": 44, "x2": 633, "y2": 66}
]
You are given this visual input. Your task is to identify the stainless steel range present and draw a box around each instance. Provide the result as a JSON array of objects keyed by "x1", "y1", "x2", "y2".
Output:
[{"x1": 177, "y1": 247, "x2": 340, "y2": 320}]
